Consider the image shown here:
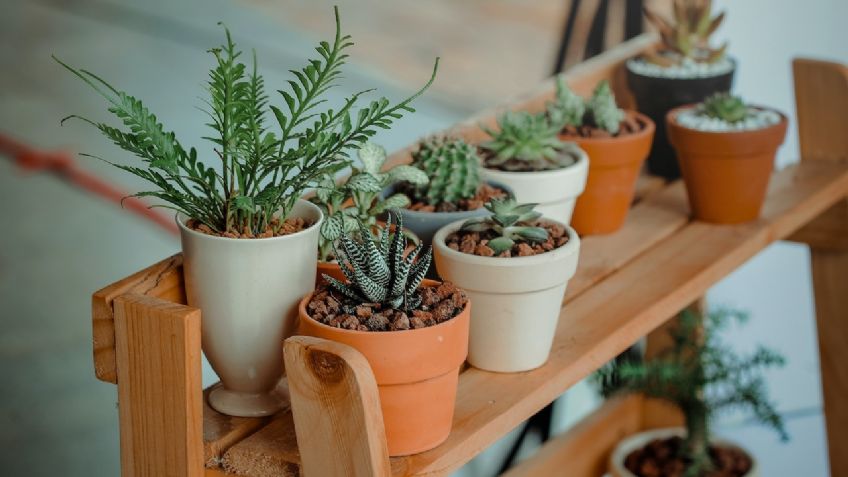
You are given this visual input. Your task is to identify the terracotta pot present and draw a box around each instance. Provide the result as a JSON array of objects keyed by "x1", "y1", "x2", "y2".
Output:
[
  {"x1": 568, "y1": 111, "x2": 655, "y2": 235},
  {"x1": 667, "y1": 106, "x2": 788, "y2": 224},
  {"x1": 297, "y1": 280, "x2": 470, "y2": 456},
  {"x1": 626, "y1": 58, "x2": 736, "y2": 179},
  {"x1": 479, "y1": 148, "x2": 588, "y2": 224},
  {"x1": 432, "y1": 220, "x2": 580, "y2": 372},
  {"x1": 609, "y1": 427, "x2": 759, "y2": 477},
  {"x1": 177, "y1": 199, "x2": 322, "y2": 417}
]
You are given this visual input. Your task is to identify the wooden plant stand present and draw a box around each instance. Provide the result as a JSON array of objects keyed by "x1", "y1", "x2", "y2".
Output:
[{"x1": 91, "y1": 34, "x2": 848, "y2": 476}]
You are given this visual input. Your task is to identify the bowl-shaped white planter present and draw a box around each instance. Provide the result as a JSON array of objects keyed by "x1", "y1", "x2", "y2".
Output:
[
  {"x1": 478, "y1": 149, "x2": 588, "y2": 224},
  {"x1": 177, "y1": 199, "x2": 322, "y2": 417},
  {"x1": 432, "y1": 219, "x2": 580, "y2": 372},
  {"x1": 609, "y1": 427, "x2": 759, "y2": 477}
]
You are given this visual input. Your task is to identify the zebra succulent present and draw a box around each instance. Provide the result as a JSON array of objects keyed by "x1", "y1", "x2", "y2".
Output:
[
  {"x1": 481, "y1": 111, "x2": 582, "y2": 172},
  {"x1": 643, "y1": 0, "x2": 728, "y2": 66},
  {"x1": 548, "y1": 78, "x2": 624, "y2": 135},
  {"x1": 325, "y1": 212, "x2": 431, "y2": 312},
  {"x1": 701, "y1": 92, "x2": 749, "y2": 124},
  {"x1": 586, "y1": 80, "x2": 625, "y2": 134},
  {"x1": 409, "y1": 136, "x2": 481, "y2": 206},
  {"x1": 459, "y1": 198, "x2": 548, "y2": 255}
]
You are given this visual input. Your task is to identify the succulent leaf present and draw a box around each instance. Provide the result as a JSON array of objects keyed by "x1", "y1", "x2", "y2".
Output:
[
  {"x1": 458, "y1": 197, "x2": 550, "y2": 256},
  {"x1": 481, "y1": 111, "x2": 579, "y2": 171},
  {"x1": 700, "y1": 92, "x2": 749, "y2": 123},
  {"x1": 644, "y1": 0, "x2": 728, "y2": 65},
  {"x1": 587, "y1": 80, "x2": 625, "y2": 134}
]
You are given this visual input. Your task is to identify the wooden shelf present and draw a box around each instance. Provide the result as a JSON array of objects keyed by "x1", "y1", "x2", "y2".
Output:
[{"x1": 90, "y1": 34, "x2": 848, "y2": 477}]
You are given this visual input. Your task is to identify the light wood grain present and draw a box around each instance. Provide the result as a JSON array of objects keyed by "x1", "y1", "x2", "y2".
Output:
[
  {"x1": 202, "y1": 387, "x2": 271, "y2": 467},
  {"x1": 793, "y1": 58, "x2": 848, "y2": 163},
  {"x1": 222, "y1": 411, "x2": 301, "y2": 477},
  {"x1": 787, "y1": 201, "x2": 848, "y2": 251},
  {"x1": 93, "y1": 254, "x2": 185, "y2": 383},
  {"x1": 284, "y1": 336, "x2": 390, "y2": 477},
  {"x1": 114, "y1": 293, "x2": 203, "y2": 477}
]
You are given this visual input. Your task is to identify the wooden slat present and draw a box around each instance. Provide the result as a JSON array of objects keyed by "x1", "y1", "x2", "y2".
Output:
[
  {"x1": 787, "y1": 201, "x2": 848, "y2": 250},
  {"x1": 202, "y1": 388, "x2": 272, "y2": 467},
  {"x1": 388, "y1": 161, "x2": 848, "y2": 476},
  {"x1": 793, "y1": 58, "x2": 848, "y2": 163},
  {"x1": 222, "y1": 411, "x2": 301, "y2": 477},
  {"x1": 93, "y1": 254, "x2": 185, "y2": 383},
  {"x1": 502, "y1": 395, "x2": 644, "y2": 477},
  {"x1": 114, "y1": 293, "x2": 203, "y2": 476},
  {"x1": 284, "y1": 336, "x2": 391, "y2": 477}
]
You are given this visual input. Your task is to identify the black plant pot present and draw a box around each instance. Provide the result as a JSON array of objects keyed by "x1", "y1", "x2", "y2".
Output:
[{"x1": 626, "y1": 60, "x2": 736, "y2": 179}]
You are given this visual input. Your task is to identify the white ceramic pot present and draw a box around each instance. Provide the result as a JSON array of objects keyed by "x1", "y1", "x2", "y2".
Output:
[
  {"x1": 177, "y1": 199, "x2": 322, "y2": 417},
  {"x1": 609, "y1": 427, "x2": 759, "y2": 477},
  {"x1": 432, "y1": 219, "x2": 580, "y2": 372},
  {"x1": 478, "y1": 149, "x2": 588, "y2": 224}
]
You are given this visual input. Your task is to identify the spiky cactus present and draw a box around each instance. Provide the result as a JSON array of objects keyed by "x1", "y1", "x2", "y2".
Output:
[
  {"x1": 701, "y1": 92, "x2": 749, "y2": 124},
  {"x1": 643, "y1": 0, "x2": 728, "y2": 66},
  {"x1": 586, "y1": 80, "x2": 625, "y2": 134},
  {"x1": 481, "y1": 111, "x2": 582, "y2": 171},
  {"x1": 409, "y1": 137, "x2": 481, "y2": 206},
  {"x1": 459, "y1": 198, "x2": 548, "y2": 255},
  {"x1": 325, "y1": 212, "x2": 431, "y2": 312}
]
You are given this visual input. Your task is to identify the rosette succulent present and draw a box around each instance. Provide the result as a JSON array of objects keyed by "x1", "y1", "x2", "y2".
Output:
[
  {"x1": 701, "y1": 92, "x2": 749, "y2": 124},
  {"x1": 481, "y1": 111, "x2": 582, "y2": 172},
  {"x1": 459, "y1": 198, "x2": 548, "y2": 255},
  {"x1": 643, "y1": 0, "x2": 728, "y2": 66}
]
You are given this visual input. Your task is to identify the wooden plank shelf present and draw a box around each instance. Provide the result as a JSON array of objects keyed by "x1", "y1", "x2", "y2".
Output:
[{"x1": 90, "y1": 33, "x2": 848, "y2": 476}]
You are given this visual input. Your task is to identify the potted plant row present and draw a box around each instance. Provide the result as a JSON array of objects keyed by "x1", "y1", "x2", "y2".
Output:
[
  {"x1": 597, "y1": 308, "x2": 787, "y2": 477},
  {"x1": 628, "y1": 0, "x2": 735, "y2": 179},
  {"x1": 549, "y1": 78, "x2": 655, "y2": 235},
  {"x1": 667, "y1": 93, "x2": 788, "y2": 224},
  {"x1": 58, "y1": 6, "x2": 439, "y2": 417}
]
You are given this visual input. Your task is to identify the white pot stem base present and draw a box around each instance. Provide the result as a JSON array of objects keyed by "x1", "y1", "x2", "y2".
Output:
[{"x1": 207, "y1": 381, "x2": 289, "y2": 417}]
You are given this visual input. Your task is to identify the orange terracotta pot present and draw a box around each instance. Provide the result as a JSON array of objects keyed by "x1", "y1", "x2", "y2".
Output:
[
  {"x1": 568, "y1": 111, "x2": 655, "y2": 235},
  {"x1": 316, "y1": 261, "x2": 344, "y2": 285},
  {"x1": 667, "y1": 106, "x2": 788, "y2": 224},
  {"x1": 297, "y1": 279, "x2": 470, "y2": 456}
]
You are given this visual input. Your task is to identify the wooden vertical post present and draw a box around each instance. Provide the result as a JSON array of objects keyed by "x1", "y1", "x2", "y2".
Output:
[
  {"x1": 793, "y1": 57, "x2": 848, "y2": 476},
  {"x1": 284, "y1": 336, "x2": 391, "y2": 477},
  {"x1": 114, "y1": 294, "x2": 204, "y2": 477}
]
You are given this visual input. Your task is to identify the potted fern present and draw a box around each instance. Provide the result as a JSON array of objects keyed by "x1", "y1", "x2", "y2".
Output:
[
  {"x1": 57, "y1": 7, "x2": 437, "y2": 417},
  {"x1": 597, "y1": 308, "x2": 787, "y2": 477},
  {"x1": 386, "y1": 136, "x2": 512, "y2": 250},
  {"x1": 549, "y1": 78, "x2": 655, "y2": 235},
  {"x1": 478, "y1": 111, "x2": 588, "y2": 223},
  {"x1": 433, "y1": 198, "x2": 580, "y2": 372},
  {"x1": 627, "y1": 0, "x2": 735, "y2": 179},
  {"x1": 298, "y1": 212, "x2": 470, "y2": 455},
  {"x1": 667, "y1": 93, "x2": 787, "y2": 224},
  {"x1": 311, "y1": 142, "x2": 428, "y2": 281}
]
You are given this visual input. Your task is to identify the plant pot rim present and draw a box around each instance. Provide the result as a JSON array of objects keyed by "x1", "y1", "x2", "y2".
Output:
[
  {"x1": 176, "y1": 198, "x2": 323, "y2": 243},
  {"x1": 625, "y1": 56, "x2": 738, "y2": 80},
  {"x1": 299, "y1": 278, "x2": 468, "y2": 336},
  {"x1": 432, "y1": 217, "x2": 580, "y2": 267},
  {"x1": 389, "y1": 180, "x2": 513, "y2": 219},
  {"x1": 666, "y1": 104, "x2": 789, "y2": 137},
  {"x1": 563, "y1": 110, "x2": 656, "y2": 145},
  {"x1": 480, "y1": 147, "x2": 589, "y2": 178}
]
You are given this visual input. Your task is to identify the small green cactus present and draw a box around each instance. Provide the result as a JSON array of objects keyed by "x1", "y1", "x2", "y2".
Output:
[
  {"x1": 325, "y1": 212, "x2": 431, "y2": 312},
  {"x1": 701, "y1": 92, "x2": 749, "y2": 123},
  {"x1": 586, "y1": 80, "x2": 625, "y2": 134},
  {"x1": 409, "y1": 137, "x2": 481, "y2": 206},
  {"x1": 459, "y1": 198, "x2": 548, "y2": 255},
  {"x1": 481, "y1": 111, "x2": 582, "y2": 171},
  {"x1": 644, "y1": 0, "x2": 728, "y2": 66}
]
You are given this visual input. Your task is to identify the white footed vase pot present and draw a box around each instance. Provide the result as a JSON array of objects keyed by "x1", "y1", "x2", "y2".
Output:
[
  {"x1": 609, "y1": 428, "x2": 759, "y2": 477},
  {"x1": 433, "y1": 219, "x2": 580, "y2": 372},
  {"x1": 177, "y1": 199, "x2": 322, "y2": 417},
  {"x1": 479, "y1": 149, "x2": 588, "y2": 224}
]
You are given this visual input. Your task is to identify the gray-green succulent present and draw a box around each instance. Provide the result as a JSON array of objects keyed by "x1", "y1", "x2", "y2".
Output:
[
  {"x1": 459, "y1": 198, "x2": 549, "y2": 255},
  {"x1": 325, "y1": 212, "x2": 431, "y2": 312},
  {"x1": 481, "y1": 111, "x2": 582, "y2": 172},
  {"x1": 548, "y1": 77, "x2": 625, "y2": 135},
  {"x1": 701, "y1": 92, "x2": 749, "y2": 124},
  {"x1": 409, "y1": 136, "x2": 481, "y2": 205},
  {"x1": 548, "y1": 76, "x2": 586, "y2": 127},
  {"x1": 586, "y1": 80, "x2": 625, "y2": 134}
]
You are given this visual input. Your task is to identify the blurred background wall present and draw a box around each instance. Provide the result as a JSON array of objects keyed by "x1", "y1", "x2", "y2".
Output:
[{"x1": 0, "y1": 0, "x2": 845, "y2": 475}]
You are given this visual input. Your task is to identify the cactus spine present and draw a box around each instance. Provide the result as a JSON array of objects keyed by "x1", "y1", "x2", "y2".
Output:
[{"x1": 411, "y1": 137, "x2": 481, "y2": 206}]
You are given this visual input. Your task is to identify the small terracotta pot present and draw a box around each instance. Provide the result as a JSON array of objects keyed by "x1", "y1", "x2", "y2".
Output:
[
  {"x1": 667, "y1": 106, "x2": 788, "y2": 224},
  {"x1": 568, "y1": 111, "x2": 655, "y2": 235},
  {"x1": 297, "y1": 280, "x2": 470, "y2": 456}
]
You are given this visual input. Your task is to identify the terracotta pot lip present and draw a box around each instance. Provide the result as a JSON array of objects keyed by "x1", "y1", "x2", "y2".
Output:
[
  {"x1": 432, "y1": 218, "x2": 580, "y2": 266},
  {"x1": 388, "y1": 180, "x2": 512, "y2": 218},
  {"x1": 560, "y1": 110, "x2": 656, "y2": 145},
  {"x1": 480, "y1": 147, "x2": 589, "y2": 177},
  {"x1": 666, "y1": 104, "x2": 789, "y2": 136},
  {"x1": 299, "y1": 279, "x2": 469, "y2": 337},
  {"x1": 176, "y1": 199, "x2": 323, "y2": 243},
  {"x1": 626, "y1": 56, "x2": 738, "y2": 79}
]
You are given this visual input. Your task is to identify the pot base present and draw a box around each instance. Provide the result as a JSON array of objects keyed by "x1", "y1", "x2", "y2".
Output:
[{"x1": 207, "y1": 382, "x2": 288, "y2": 417}]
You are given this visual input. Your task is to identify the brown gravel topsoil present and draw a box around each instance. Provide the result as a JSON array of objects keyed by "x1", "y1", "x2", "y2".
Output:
[
  {"x1": 405, "y1": 183, "x2": 508, "y2": 213},
  {"x1": 306, "y1": 282, "x2": 468, "y2": 332},
  {"x1": 624, "y1": 437, "x2": 753, "y2": 477},
  {"x1": 187, "y1": 217, "x2": 310, "y2": 238},
  {"x1": 559, "y1": 112, "x2": 647, "y2": 139},
  {"x1": 445, "y1": 221, "x2": 569, "y2": 257},
  {"x1": 481, "y1": 149, "x2": 579, "y2": 173}
]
